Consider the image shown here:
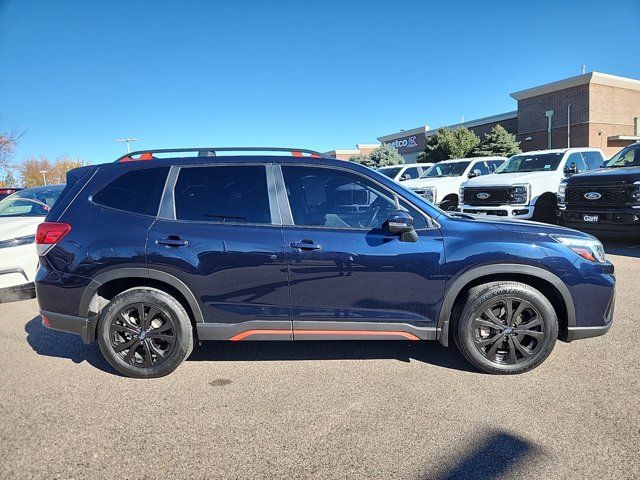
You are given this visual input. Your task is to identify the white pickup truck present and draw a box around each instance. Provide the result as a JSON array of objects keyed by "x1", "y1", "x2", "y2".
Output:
[
  {"x1": 459, "y1": 148, "x2": 605, "y2": 223},
  {"x1": 402, "y1": 157, "x2": 506, "y2": 211}
]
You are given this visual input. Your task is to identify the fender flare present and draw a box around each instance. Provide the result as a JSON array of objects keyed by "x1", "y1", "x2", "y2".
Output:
[
  {"x1": 79, "y1": 267, "x2": 204, "y2": 323},
  {"x1": 437, "y1": 263, "x2": 576, "y2": 343}
]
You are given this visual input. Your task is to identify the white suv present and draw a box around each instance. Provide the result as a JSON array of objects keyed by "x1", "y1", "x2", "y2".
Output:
[
  {"x1": 402, "y1": 157, "x2": 506, "y2": 211},
  {"x1": 459, "y1": 148, "x2": 605, "y2": 223},
  {"x1": 377, "y1": 163, "x2": 432, "y2": 183}
]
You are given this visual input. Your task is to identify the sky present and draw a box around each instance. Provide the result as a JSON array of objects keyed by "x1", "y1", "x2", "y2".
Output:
[{"x1": 1, "y1": 0, "x2": 639, "y2": 165}]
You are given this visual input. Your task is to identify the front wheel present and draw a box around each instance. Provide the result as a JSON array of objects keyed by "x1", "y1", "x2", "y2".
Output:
[
  {"x1": 97, "y1": 288, "x2": 193, "y2": 378},
  {"x1": 453, "y1": 282, "x2": 558, "y2": 374}
]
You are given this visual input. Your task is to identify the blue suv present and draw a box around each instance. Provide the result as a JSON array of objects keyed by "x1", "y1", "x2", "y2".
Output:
[{"x1": 35, "y1": 148, "x2": 615, "y2": 378}]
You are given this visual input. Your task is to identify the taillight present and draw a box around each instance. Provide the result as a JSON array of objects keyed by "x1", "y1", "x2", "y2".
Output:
[{"x1": 36, "y1": 222, "x2": 71, "y2": 255}]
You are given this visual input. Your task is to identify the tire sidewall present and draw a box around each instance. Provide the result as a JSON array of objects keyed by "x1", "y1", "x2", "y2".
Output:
[
  {"x1": 456, "y1": 284, "x2": 558, "y2": 374},
  {"x1": 97, "y1": 288, "x2": 193, "y2": 378}
]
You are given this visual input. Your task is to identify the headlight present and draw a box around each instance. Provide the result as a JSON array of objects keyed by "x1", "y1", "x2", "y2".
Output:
[
  {"x1": 509, "y1": 184, "x2": 529, "y2": 205},
  {"x1": 459, "y1": 186, "x2": 465, "y2": 201},
  {"x1": 551, "y1": 235, "x2": 606, "y2": 263},
  {"x1": 423, "y1": 187, "x2": 436, "y2": 204},
  {"x1": 0, "y1": 235, "x2": 36, "y2": 249},
  {"x1": 557, "y1": 181, "x2": 567, "y2": 207}
]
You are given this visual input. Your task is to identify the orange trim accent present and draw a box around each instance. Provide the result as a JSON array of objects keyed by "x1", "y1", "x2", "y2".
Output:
[
  {"x1": 291, "y1": 151, "x2": 303, "y2": 157},
  {"x1": 295, "y1": 330, "x2": 420, "y2": 340},
  {"x1": 229, "y1": 329, "x2": 291, "y2": 341},
  {"x1": 229, "y1": 329, "x2": 420, "y2": 341}
]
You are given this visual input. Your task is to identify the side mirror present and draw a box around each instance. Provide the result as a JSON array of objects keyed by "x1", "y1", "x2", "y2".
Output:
[
  {"x1": 400, "y1": 174, "x2": 410, "y2": 181},
  {"x1": 564, "y1": 162, "x2": 578, "y2": 176},
  {"x1": 468, "y1": 169, "x2": 482, "y2": 179},
  {"x1": 384, "y1": 210, "x2": 418, "y2": 242}
]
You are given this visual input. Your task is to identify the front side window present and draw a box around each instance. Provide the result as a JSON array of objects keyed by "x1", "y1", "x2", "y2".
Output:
[
  {"x1": 471, "y1": 161, "x2": 490, "y2": 175},
  {"x1": 421, "y1": 161, "x2": 470, "y2": 178},
  {"x1": 496, "y1": 152, "x2": 564, "y2": 173},
  {"x1": 377, "y1": 166, "x2": 402, "y2": 179},
  {"x1": 282, "y1": 166, "x2": 426, "y2": 229},
  {"x1": 93, "y1": 167, "x2": 169, "y2": 216},
  {"x1": 583, "y1": 151, "x2": 604, "y2": 170},
  {"x1": 565, "y1": 152, "x2": 587, "y2": 173},
  {"x1": 605, "y1": 145, "x2": 640, "y2": 168},
  {"x1": 174, "y1": 165, "x2": 271, "y2": 224},
  {"x1": 404, "y1": 167, "x2": 420, "y2": 179}
]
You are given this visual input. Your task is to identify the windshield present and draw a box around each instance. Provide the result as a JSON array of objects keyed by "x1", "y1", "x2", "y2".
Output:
[
  {"x1": 0, "y1": 185, "x2": 64, "y2": 217},
  {"x1": 496, "y1": 152, "x2": 564, "y2": 173},
  {"x1": 377, "y1": 166, "x2": 403, "y2": 178},
  {"x1": 605, "y1": 145, "x2": 640, "y2": 168},
  {"x1": 421, "y1": 161, "x2": 470, "y2": 178}
]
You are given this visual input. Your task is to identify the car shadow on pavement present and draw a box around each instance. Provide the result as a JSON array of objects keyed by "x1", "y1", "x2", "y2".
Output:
[
  {"x1": 428, "y1": 430, "x2": 539, "y2": 480},
  {"x1": 602, "y1": 238, "x2": 640, "y2": 258},
  {"x1": 188, "y1": 340, "x2": 477, "y2": 372},
  {"x1": 24, "y1": 316, "x2": 120, "y2": 376}
]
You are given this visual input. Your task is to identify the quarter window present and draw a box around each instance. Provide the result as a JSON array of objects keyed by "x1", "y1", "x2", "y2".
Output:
[
  {"x1": 93, "y1": 167, "x2": 169, "y2": 216},
  {"x1": 282, "y1": 166, "x2": 426, "y2": 229},
  {"x1": 174, "y1": 166, "x2": 272, "y2": 224}
]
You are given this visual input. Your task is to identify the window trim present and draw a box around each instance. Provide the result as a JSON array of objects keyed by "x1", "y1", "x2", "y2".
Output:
[
  {"x1": 275, "y1": 163, "x2": 436, "y2": 231},
  {"x1": 163, "y1": 163, "x2": 281, "y2": 226},
  {"x1": 90, "y1": 166, "x2": 171, "y2": 218}
]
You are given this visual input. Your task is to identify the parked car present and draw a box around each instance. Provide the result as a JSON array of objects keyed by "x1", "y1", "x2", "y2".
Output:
[
  {"x1": 0, "y1": 184, "x2": 65, "y2": 300},
  {"x1": 459, "y1": 148, "x2": 605, "y2": 223},
  {"x1": 558, "y1": 142, "x2": 640, "y2": 234},
  {"x1": 36, "y1": 147, "x2": 615, "y2": 378},
  {"x1": 0, "y1": 187, "x2": 22, "y2": 200},
  {"x1": 377, "y1": 163, "x2": 432, "y2": 182},
  {"x1": 402, "y1": 157, "x2": 506, "y2": 211}
]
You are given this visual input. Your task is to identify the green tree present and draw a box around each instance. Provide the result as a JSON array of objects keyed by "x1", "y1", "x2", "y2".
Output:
[
  {"x1": 473, "y1": 124, "x2": 520, "y2": 157},
  {"x1": 350, "y1": 143, "x2": 404, "y2": 168},
  {"x1": 0, "y1": 170, "x2": 17, "y2": 187},
  {"x1": 419, "y1": 127, "x2": 480, "y2": 163}
]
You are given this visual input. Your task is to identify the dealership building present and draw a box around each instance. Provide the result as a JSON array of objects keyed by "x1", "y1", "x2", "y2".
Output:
[{"x1": 362, "y1": 71, "x2": 640, "y2": 162}]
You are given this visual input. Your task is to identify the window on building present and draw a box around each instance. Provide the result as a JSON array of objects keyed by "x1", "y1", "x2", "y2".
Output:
[
  {"x1": 93, "y1": 167, "x2": 169, "y2": 216},
  {"x1": 174, "y1": 166, "x2": 272, "y2": 224},
  {"x1": 282, "y1": 166, "x2": 426, "y2": 229}
]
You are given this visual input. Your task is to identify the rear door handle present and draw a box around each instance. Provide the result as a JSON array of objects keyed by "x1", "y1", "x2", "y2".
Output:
[
  {"x1": 157, "y1": 236, "x2": 189, "y2": 247},
  {"x1": 290, "y1": 240, "x2": 322, "y2": 251}
]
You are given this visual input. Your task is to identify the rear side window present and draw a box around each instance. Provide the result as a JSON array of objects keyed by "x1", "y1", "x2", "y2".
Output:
[
  {"x1": 174, "y1": 165, "x2": 272, "y2": 224},
  {"x1": 93, "y1": 167, "x2": 169, "y2": 216}
]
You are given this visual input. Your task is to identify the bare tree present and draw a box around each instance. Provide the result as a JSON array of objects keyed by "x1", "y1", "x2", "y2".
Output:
[
  {"x1": 17, "y1": 155, "x2": 89, "y2": 187},
  {"x1": 0, "y1": 125, "x2": 23, "y2": 173}
]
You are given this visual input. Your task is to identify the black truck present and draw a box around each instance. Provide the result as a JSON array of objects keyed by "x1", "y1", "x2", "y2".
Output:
[{"x1": 558, "y1": 142, "x2": 640, "y2": 234}]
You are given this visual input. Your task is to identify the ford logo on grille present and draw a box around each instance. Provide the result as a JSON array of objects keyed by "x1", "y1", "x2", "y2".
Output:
[
  {"x1": 584, "y1": 192, "x2": 602, "y2": 200},
  {"x1": 476, "y1": 192, "x2": 490, "y2": 199}
]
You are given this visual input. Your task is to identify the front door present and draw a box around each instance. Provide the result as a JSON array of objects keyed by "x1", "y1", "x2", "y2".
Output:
[
  {"x1": 278, "y1": 164, "x2": 445, "y2": 341},
  {"x1": 146, "y1": 164, "x2": 291, "y2": 340}
]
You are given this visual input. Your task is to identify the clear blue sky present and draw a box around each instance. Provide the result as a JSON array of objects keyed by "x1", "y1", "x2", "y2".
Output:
[{"x1": 1, "y1": 0, "x2": 639, "y2": 164}]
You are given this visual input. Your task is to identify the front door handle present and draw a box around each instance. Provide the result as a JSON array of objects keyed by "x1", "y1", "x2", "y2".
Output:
[
  {"x1": 157, "y1": 236, "x2": 189, "y2": 247},
  {"x1": 290, "y1": 240, "x2": 322, "y2": 251}
]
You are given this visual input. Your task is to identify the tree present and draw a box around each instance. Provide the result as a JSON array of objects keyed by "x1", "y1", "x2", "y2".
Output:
[
  {"x1": 16, "y1": 155, "x2": 89, "y2": 187},
  {"x1": 472, "y1": 124, "x2": 520, "y2": 157},
  {"x1": 350, "y1": 143, "x2": 404, "y2": 168},
  {"x1": 0, "y1": 125, "x2": 23, "y2": 174},
  {"x1": 419, "y1": 127, "x2": 480, "y2": 163},
  {"x1": 0, "y1": 171, "x2": 17, "y2": 187}
]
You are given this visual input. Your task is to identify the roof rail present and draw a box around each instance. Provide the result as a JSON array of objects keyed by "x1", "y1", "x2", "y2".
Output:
[{"x1": 115, "y1": 147, "x2": 332, "y2": 163}]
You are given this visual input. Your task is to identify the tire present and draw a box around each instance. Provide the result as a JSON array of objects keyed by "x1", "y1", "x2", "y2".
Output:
[
  {"x1": 453, "y1": 281, "x2": 558, "y2": 374},
  {"x1": 439, "y1": 197, "x2": 458, "y2": 212},
  {"x1": 97, "y1": 287, "x2": 193, "y2": 378},
  {"x1": 532, "y1": 195, "x2": 557, "y2": 224}
]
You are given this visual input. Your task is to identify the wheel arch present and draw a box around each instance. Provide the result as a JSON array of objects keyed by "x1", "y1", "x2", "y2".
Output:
[
  {"x1": 79, "y1": 268, "x2": 204, "y2": 325},
  {"x1": 438, "y1": 264, "x2": 575, "y2": 345}
]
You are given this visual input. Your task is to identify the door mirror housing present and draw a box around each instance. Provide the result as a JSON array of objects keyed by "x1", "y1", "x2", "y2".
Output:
[
  {"x1": 384, "y1": 210, "x2": 418, "y2": 242},
  {"x1": 564, "y1": 162, "x2": 578, "y2": 177},
  {"x1": 468, "y1": 169, "x2": 482, "y2": 179},
  {"x1": 400, "y1": 174, "x2": 411, "y2": 181}
]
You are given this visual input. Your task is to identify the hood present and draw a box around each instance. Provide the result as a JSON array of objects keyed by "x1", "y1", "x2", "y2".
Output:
[
  {"x1": 488, "y1": 217, "x2": 591, "y2": 238},
  {"x1": 464, "y1": 170, "x2": 560, "y2": 187},
  {"x1": 566, "y1": 166, "x2": 640, "y2": 186},
  {"x1": 0, "y1": 217, "x2": 43, "y2": 241},
  {"x1": 402, "y1": 176, "x2": 461, "y2": 189}
]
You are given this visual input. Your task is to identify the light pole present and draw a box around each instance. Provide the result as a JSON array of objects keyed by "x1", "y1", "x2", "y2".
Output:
[
  {"x1": 39, "y1": 170, "x2": 48, "y2": 186},
  {"x1": 115, "y1": 137, "x2": 139, "y2": 153}
]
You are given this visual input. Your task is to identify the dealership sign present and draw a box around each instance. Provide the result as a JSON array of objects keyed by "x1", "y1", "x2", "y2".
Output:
[{"x1": 384, "y1": 133, "x2": 426, "y2": 154}]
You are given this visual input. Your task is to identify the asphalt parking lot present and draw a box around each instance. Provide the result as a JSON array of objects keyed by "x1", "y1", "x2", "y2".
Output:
[{"x1": 0, "y1": 242, "x2": 638, "y2": 480}]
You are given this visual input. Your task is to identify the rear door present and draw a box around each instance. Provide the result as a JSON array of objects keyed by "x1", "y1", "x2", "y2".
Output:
[{"x1": 146, "y1": 163, "x2": 291, "y2": 341}]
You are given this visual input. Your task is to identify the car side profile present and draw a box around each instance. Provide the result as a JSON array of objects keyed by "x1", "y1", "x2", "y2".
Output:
[{"x1": 36, "y1": 147, "x2": 615, "y2": 378}]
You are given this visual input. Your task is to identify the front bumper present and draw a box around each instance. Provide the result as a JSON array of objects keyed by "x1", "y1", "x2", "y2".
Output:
[
  {"x1": 560, "y1": 208, "x2": 640, "y2": 232},
  {"x1": 461, "y1": 204, "x2": 534, "y2": 219},
  {"x1": 41, "y1": 310, "x2": 97, "y2": 344}
]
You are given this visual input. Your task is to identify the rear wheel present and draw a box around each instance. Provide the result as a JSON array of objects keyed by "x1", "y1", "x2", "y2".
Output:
[
  {"x1": 453, "y1": 282, "x2": 558, "y2": 374},
  {"x1": 97, "y1": 288, "x2": 193, "y2": 378}
]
